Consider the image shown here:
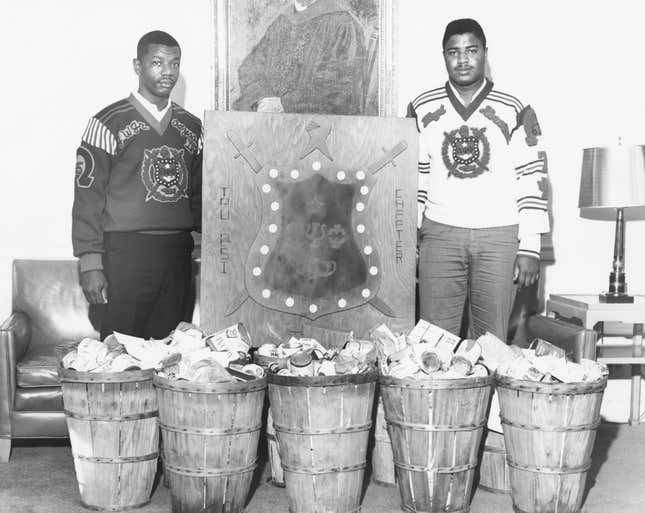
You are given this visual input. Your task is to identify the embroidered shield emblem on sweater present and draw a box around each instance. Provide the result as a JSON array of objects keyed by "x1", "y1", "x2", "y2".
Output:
[
  {"x1": 442, "y1": 125, "x2": 490, "y2": 179},
  {"x1": 141, "y1": 145, "x2": 189, "y2": 202}
]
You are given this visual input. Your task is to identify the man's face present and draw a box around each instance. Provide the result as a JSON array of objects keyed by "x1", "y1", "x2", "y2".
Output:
[
  {"x1": 443, "y1": 33, "x2": 486, "y2": 88},
  {"x1": 134, "y1": 44, "x2": 181, "y2": 101}
]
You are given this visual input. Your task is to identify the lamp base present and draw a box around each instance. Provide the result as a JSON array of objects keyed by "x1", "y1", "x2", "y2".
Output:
[{"x1": 599, "y1": 292, "x2": 634, "y2": 304}]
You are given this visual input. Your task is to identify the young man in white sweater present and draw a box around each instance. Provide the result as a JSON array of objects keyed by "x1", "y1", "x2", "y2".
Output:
[{"x1": 410, "y1": 18, "x2": 549, "y2": 340}]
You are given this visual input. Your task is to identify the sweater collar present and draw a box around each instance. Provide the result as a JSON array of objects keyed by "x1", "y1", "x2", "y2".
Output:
[
  {"x1": 128, "y1": 93, "x2": 173, "y2": 135},
  {"x1": 445, "y1": 78, "x2": 493, "y2": 122},
  {"x1": 131, "y1": 90, "x2": 171, "y2": 121}
]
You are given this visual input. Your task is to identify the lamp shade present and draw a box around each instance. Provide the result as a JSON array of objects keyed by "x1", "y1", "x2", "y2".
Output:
[{"x1": 579, "y1": 145, "x2": 645, "y2": 211}]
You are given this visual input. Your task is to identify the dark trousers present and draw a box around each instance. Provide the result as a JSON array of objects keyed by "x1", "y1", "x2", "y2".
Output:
[{"x1": 101, "y1": 231, "x2": 194, "y2": 340}]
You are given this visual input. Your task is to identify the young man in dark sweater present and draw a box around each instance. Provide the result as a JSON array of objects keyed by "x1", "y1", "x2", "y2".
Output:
[{"x1": 72, "y1": 30, "x2": 202, "y2": 339}]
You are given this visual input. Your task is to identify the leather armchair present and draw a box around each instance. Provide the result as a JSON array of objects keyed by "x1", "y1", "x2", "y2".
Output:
[
  {"x1": 508, "y1": 280, "x2": 597, "y2": 362},
  {"x1": 526, "y1": 314, "x2": 597, "y2": 362},
  {"x1": 0, "y1": 259, "x2": 101, "y2": 462},
  {"x1": 1, "y1": 256, "x2": 201, "y2": 462}
]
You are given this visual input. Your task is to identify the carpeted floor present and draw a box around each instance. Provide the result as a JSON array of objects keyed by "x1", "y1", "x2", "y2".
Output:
[{"x1": 0, "y1": 422, "x2": 642, "y2": 513}]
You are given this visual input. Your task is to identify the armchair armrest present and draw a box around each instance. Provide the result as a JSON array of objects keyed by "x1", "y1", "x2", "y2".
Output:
[
  {"x1": 1, "y1": 312, "x2": 32, "y2": 364},
  {"x1": 527, "y1": 314, "x2": 597, "y2": 362},
  {"x1": 0, "y1": 312, "x2": 32, "y2": 433}
]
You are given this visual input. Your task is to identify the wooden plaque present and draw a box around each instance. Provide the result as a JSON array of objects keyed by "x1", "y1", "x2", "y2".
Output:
[{"x1": 201, "y1": 111, "x2": 417, "y2": 345}]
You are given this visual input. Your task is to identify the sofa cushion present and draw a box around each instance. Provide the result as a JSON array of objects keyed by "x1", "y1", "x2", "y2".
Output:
[
  {"x1": 14, "y1": 386, "x2": 64, "y2": 411},
  {"x1": 10, "y1": 411, "x2": 68, "y2": 438},
  {"x1": 16, "y1": 342, "x2": 75, "y2": 388}
]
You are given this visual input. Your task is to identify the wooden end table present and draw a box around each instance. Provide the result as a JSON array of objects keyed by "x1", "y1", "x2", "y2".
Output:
[{"x1": 546, "y1": 293, "x2": 645, "y2": 425}]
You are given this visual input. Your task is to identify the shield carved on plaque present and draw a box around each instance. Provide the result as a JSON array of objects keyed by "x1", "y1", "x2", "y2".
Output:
[
  {"x1": 244, "y1": 154, "x2": 379, "y2": 320},
  {"x1": 202, "y1": 112, "x2": 418, "y2": 342}
]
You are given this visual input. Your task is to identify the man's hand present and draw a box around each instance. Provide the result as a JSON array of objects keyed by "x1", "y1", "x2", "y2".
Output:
[
  {"x1": 257, "y1": 96, "x2": 284, "y2": 113},
  {"x1": 80, "y1": 270, "x2": 108, "y2": 304},
  {"x1": 513, "y1": 255, "x2": 540, "y2": 288}
]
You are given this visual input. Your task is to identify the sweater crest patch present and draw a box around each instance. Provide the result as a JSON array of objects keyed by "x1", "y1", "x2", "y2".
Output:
[
  {"x1": 117, "y1": 120, "x2": 150, "y2": 147},
  {"x1": 171, "y1": 118, "x2": 199, "y2": 154},
  {"x1": 479, "y1": 106, "x2": 511, "y2": 143},
  {"x1": 421, "y1": 104, "x2": 447, "y2": 127},
  {"x1": 141, "y1": 145, "x2": 189, "y2": 203},
  {"x1": 441, "y1": 125, "x2": 490, "y2": 179}
]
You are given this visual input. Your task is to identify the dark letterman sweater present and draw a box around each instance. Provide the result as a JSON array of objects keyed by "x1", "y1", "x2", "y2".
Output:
[{"x1": 72, "y1": 94, "x2": 202, "y2": 272}]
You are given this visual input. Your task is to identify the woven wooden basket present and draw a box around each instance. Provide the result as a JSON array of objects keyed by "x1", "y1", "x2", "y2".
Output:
[
  {"x1": 154, "y1": 374, "x2": 266, "y2": 513},
  {"x1": 59, "y1": 366, "x2": 158, "y2": 511},
  {"x1": 495, "y1": 374, "x2": 607, "y2": 513},
  {"x1": 267, "y1": 371, "x2": 378, "y2": 513},
  {"x1": 380, "y1": 373, "x2": 493, "y2": 513}
]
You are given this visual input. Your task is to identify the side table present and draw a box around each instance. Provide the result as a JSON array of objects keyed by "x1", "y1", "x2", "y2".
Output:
[{"x1": 546, "y1": 294, "x2": 645, "y2": 425}]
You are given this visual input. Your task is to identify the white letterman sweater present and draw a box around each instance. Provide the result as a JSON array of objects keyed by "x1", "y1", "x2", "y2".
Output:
[{"x1": 410, "y1": 79, "x2": 549, "y2": 258}]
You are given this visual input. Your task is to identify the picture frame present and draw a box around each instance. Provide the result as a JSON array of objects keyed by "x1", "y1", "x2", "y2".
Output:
[{"x1": 212, "y1": 0, "x2": 398, "y2": 116}]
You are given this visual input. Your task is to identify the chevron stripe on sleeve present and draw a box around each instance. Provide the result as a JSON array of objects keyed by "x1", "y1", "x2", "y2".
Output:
[
  {"x1": 81, "y1": 117, "x2": 118, "y2": 155},
  {"x1": 515, "y1": 155, "x2": 548, "y2": 214},
  {"x1": 411, "y1": 86, "x2": 445, "y2": 108},
  {"x1": 516, "y1": 195, "x2": 548, "y2": 212},
  {"x1": 515, "y1": 158, "x2": 547, "y2": 177},
  {"x1": 417, "y1": 157, "x2": 431, "y2": 228}
]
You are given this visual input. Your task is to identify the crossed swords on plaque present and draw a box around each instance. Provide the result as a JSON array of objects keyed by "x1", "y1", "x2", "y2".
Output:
[{"x1": 223, "y1": 118, "x2": 408, "y2": 319}]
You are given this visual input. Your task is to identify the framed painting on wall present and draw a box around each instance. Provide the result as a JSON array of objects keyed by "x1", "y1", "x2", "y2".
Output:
[{"x1": 212, "y1": 0, "x2": 398, "y2": 116}]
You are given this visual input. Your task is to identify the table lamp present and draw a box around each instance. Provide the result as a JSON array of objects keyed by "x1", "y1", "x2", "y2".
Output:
[{"x1": 579, "y1": 144, "x2": 645, "y2": 303}]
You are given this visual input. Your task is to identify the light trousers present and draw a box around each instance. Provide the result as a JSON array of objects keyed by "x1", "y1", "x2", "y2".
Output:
[{"x1": 418, "y1": 218, "x2": 519, "y2": 341}]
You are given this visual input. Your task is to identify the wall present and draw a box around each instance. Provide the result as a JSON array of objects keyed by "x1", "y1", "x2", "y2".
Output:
[
  {"x1": 397, "y1": 0, "x2": 645, "y2": 303},
  {"x1": 0, "y1": 0, "x2": 214, "y2": 318},
  {"x1": 1, "y1": 0, "x2": 644, "y2": 320}
]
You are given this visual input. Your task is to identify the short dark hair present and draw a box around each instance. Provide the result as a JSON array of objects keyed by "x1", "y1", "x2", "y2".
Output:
[
  {"x1": 136, "y1": 31, "x2": 180, "y2": 60},
  {"x1": 442, "y1": 18, "x2": 486, "y2": 49}
]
